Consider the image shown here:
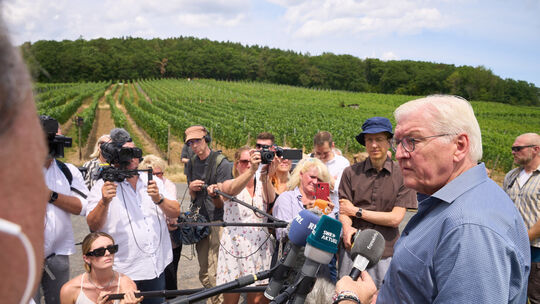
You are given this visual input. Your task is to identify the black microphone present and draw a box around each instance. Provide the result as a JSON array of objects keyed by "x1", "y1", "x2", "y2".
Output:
[
  {"x1": 349, "y1": 229, "x2": 385, "y2": 280},
  {"x1": 288, "y1": 215, "x2": 342, "y2": 304},
  {"x1": 264, "y1": 210, "x2": 320, "y2": 300}
]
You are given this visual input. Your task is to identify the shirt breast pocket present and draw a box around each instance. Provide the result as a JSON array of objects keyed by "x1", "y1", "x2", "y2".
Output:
[{"x1": 392, "y1": 239, "x2": 434, "y2": 302}]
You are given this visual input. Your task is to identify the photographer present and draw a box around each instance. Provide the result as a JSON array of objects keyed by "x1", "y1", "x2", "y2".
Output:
[
  {"x1": 86, "y1": 128, "x2": 180, "y2": 304},
  {"x1": 36, "y1": 115, "x2": 89, "y2": 304},
  {"x1": 184, "y1": 125, "x2": 233, "y2": 304}
]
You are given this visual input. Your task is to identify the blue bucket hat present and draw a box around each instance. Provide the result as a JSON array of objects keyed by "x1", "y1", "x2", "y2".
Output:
[{"x1": 355, "y1": 117, "x2": 393, "y2": 146}]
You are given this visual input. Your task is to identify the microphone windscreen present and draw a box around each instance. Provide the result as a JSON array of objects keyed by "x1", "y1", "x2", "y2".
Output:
[
  {"x1": 110, "y1": 128, "x2": 132, "y2": 145},
  {"x1": 288, "y1": 210, "x2": 320, "y2": 246},
  {"x1": 306, "y1": 215, "x2": 342, "y2": 254},
  {"x1": 351, "y1": 229, "x2": 385, "y2": 268}
]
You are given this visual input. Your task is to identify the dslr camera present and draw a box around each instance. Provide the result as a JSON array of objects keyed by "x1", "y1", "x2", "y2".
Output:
[
  {"x1": 259, "y1": 145, "x2": 303, "y2": 164},
  {"x1": 40, "y1": 115, "x2": 72, "y2": 158}
]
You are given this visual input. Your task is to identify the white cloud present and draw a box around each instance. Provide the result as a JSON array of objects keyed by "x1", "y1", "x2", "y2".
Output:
[
  {"x1": 380, "y1": 51, "x2": 398, "y2": 61},
  {"x1": 2, "y1": 0, "x2": 251, "y2": 43},
  {"x1": 269, "y1": 0, "x2": 453, "y2": 39}
]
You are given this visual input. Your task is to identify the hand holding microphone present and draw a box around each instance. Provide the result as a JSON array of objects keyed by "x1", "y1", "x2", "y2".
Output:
[{"x1": 349, "y1": 229, "x2": 385, "y2": 280}]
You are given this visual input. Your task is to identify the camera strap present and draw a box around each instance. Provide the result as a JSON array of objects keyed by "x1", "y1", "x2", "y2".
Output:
[{"x1": 55, "y1": 159, "x2": 88, "y2": 199}]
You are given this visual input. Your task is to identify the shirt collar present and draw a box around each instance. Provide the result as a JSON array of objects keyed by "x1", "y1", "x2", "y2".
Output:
[
  {"x1": 363, "y1": 157, "x2": 393, "y2": 173},
  {"x1": 431, "y1": 163, "x2": 488, "y2": 204}
]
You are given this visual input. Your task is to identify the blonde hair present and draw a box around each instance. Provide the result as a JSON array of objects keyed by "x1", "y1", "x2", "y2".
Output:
[
  {"x1": 233, "y1": 146, "x2": 251, "y2": 178},
  {"x1": 82, "y1": 232, "x2": 114, "y2": 272},
  {"x1": 287, "y1": 157, "x2": 333, "y2": 190},
  {"x1": 90, "y1": 134, "x2": 111, "y2": 158},
  {"x1": 139, "y1": 154, "x2": 167, "y2": 172}
]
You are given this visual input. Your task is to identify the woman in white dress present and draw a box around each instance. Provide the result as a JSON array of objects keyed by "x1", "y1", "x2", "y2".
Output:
[{"x1": 208, "y1": 146, "x2": 276, "y2": 304}]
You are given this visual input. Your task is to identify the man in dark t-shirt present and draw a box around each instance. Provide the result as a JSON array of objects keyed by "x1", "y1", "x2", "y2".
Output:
[{"x1": 184, "y1": 125, "x2": 232, "y2": 304}]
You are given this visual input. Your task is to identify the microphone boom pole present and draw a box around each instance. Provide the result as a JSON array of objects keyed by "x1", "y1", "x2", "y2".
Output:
[{"x1": 212, "y1": 188, "x2": 283, "y2": 223}]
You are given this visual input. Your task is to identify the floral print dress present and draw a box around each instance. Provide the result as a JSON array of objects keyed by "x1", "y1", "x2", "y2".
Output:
[{"x1": 216, "y1": 178, "x2": 274, "y2": 285}]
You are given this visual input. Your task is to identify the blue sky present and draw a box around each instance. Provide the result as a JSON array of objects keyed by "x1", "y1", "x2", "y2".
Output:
[{"x1": 3, "y1": 0, "x2": 539, "y2": 86}]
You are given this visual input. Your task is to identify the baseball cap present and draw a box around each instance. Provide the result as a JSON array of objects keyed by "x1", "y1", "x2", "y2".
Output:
[{"x1": 185, "y1": 125, "x2": 207, "y2": 143}]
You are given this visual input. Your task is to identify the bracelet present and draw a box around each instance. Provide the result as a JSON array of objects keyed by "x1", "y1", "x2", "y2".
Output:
[{"x1": 332, "y1": 291, "x2": 362, "y2": 304}]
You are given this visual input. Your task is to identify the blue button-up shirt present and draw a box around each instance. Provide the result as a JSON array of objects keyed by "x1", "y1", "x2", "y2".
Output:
[{"x1": 377, "y1": 163, "x2": 530, "y2": 303}]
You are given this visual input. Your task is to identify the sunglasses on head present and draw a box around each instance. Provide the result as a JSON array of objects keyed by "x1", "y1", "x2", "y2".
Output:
[
  {"x1": 511, "y1": 145, "x2": 536, "y2": 152},
  {"x1": 86, "y1": 244, "x2": 119, "y2": 257}
]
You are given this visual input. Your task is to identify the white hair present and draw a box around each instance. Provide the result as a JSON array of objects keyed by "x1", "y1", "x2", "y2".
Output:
[{"x1": 394, "y1": 95, "x2": 483, "y2": 162}]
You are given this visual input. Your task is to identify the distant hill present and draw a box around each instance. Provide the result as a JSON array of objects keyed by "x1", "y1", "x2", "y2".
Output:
[{"x1": 21, "y1": 36, "x2": 539, "y2": 106}]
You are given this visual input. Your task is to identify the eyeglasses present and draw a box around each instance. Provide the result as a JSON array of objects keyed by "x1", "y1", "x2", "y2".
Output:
[
  {"x1": 238, "y1": 159, "x2": 250, "y2": 165},
  {"x1": 256, "y1": 144, "x2": 271, "y2": 149},
  {"x1": 86, "y1": 244, "x2": 119, "y2": 257},
  {"x1": 153, "y1": 172, "x2": 164, "y2": 177},
  {"x1": 511, "y1": 145, "x2": 536, "y2": 152},
  {"x1": 391, "y1": 134, "x2": 453, "y2": 153},
  {"x1": 186, "y1": 138, "x2": 203, "y2": 146}
]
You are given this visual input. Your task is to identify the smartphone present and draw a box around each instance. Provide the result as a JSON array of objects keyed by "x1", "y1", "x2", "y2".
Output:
[{"x1": 316, "y1": 182, "x2": 330, "y2": 201}]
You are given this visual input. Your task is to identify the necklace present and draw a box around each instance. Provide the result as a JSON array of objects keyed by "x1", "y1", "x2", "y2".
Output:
[{"x1": 88, "y1": 271, "x2": 116, "y2": 290}]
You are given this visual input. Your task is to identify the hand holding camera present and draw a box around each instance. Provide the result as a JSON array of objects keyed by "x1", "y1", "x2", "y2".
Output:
[{"x1": 101, "y1": 181, "x2": 117, "y2": 205}]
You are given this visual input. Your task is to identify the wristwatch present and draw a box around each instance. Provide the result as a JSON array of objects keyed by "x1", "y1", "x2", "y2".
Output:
[
  {"x1": 355, "y1": 207, "x2": 363, "y2": 219},
  {"x1": 155, "y1": 194, "x2": 165, "y2": 205},
  {"x1": 49, "y1": 191, "x2": 58, "y2": 204}
]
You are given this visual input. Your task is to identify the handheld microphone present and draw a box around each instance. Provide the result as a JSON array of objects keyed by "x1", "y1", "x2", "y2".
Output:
[
  {"x1": 264, "y1": 210, "x2": 320, "y2": 300},
  {"x1": 349, "y1": 229, "x2": 385, "y2": 280},
  {"x1": 290, "y1": 215, "x2": 342, "y2": 304}
]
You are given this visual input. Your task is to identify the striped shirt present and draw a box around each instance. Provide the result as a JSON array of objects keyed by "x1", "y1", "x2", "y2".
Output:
[{"x1": 504, "y1": 164, "x2": 540, "y2": 248}]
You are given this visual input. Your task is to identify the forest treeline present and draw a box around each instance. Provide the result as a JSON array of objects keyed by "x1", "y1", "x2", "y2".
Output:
[{"x1": 21, "y1": 36, "x2": 539, "y2": 106}]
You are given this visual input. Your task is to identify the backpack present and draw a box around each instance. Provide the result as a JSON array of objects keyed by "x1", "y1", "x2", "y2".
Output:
[{"x1": 55, "y1": 159, "x2": 87, "y2": 199}]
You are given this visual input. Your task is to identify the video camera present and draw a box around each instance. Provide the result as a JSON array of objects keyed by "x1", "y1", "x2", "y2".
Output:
[
  {"x1": 40, "y1": 115, "x2": 72, "y2": 158},
  {"x1": 97, "y1": 165, "x2": 152, "y2": 182},
  {"x1": 100, "y1": 142, "x2": 143, "y2": 168},
  {"x1": 259, "y1": 145, "x2": 303, "y2": 164}
]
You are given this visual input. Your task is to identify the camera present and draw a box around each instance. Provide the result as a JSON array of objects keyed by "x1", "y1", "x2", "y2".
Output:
[
  {"x1": 97, "y1": 165, "x2": 140, "y2": 182},
  {"x1": 100, "y1": 142, "x2": 143, "y2": 168},
  {"x1": 259, "y1": 145, "x2": 303, "y2": 164},
  {"x1": 40, "y1": 115, "x2": 72, "y2": 158}
]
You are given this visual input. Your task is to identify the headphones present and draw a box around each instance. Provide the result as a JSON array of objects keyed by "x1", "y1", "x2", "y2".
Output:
[{"x1": 200, "y1": 125, "x2": 212, "y2": 143}]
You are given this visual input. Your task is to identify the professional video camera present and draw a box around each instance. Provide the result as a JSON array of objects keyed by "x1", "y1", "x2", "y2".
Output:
[
  {"x1": 98, "y1": 142, "x2": 149, "y2": 182},
  {"x1": 100, "y1": 142, "x2": 143, "y2": 168},
  {"x1": 40, "y1": 115, "x2": 72, "y2": 158},
  {"x1": 259, "y1": 145, "x2": 303, "y2": 164}
]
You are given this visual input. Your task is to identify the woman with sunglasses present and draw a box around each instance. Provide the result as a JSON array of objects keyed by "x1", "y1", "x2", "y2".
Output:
[
  {"x1": 60, "y1": 232, "x2": 141, "y2": 304},
  {"x1": 207, "y1": 146, "x2": 276, "y2": 304}
]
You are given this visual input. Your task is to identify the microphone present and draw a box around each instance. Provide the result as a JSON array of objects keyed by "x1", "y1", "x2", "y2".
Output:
[
  {"x1": 289, "y1": 215, "x2": 342, "y2": 304},
  {"x1": 349, "y1": 229, "x2": 385, "y2": 280},
  {"x1": 264, "y1": 210, "x2": 320, "y2": 300},
  {"x1": 110, "y1": 128, "x2": 132, "y2": 145}
]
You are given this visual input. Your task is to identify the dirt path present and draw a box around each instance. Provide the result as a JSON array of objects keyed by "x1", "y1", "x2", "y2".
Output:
[
  {"x1": 115, "y1": 86, "x2": 165, "y2": 159},
  {"x1": 83, "y1": 88, "x2": 116, "y2": 159}
]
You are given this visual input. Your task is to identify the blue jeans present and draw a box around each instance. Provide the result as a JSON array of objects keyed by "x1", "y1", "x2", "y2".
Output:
[{"x1": 135, "y1": 272, "x2": 166, "y2": 304}]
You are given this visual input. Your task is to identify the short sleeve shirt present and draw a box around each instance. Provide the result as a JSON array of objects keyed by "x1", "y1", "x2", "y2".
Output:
[{"x1": 339, "y1": 157, "x2": 417, "y2": 257}]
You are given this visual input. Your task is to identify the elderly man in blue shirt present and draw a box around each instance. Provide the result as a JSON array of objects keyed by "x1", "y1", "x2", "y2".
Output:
[{"x1": 335, "y1": 95, "x2": 530, "y2": 304}]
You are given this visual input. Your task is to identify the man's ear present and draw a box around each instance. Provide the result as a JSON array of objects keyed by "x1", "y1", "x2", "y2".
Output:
[{"x1": 453, "y1": 133, "x2": 470, "y2": 162}]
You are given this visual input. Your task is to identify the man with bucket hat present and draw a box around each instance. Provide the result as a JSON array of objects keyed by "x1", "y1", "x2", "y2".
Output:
[{"x1": 337, "y1": 117, "x2": 417, "y2": 288}]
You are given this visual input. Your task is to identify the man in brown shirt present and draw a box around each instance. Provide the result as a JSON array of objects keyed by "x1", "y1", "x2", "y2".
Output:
[{"x1": 338, "y1": 116, "x2": 417, "y2": 288}]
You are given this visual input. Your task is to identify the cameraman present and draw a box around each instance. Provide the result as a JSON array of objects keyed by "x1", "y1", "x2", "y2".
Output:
[
  {"x1": 86, "y1": 129, "x2": 180, "y2": 304},
  {"x1": 36, "y1": 115, "x2": 89, "y2": 304}
]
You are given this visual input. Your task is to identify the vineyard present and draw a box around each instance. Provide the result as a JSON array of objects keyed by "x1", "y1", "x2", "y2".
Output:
[{"x1": 35, "y1": 78, "x2": 540, "y2": 173}]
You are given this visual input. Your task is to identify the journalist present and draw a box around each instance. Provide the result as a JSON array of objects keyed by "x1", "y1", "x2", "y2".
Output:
[{"x1": 86, "y1": 128, "x2": 180, "y2": 304}]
